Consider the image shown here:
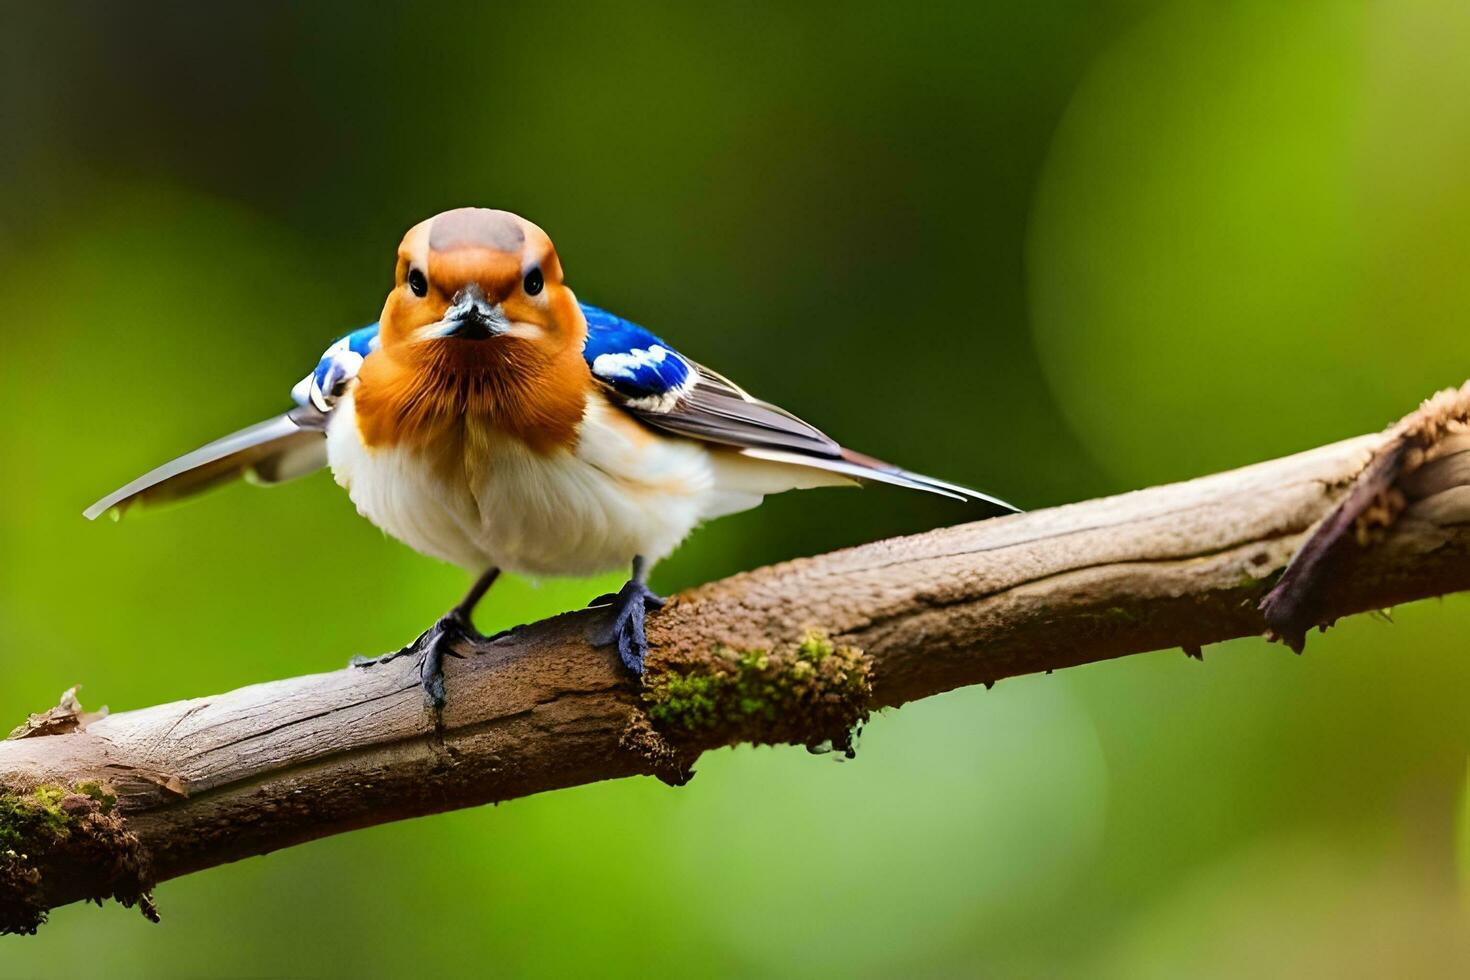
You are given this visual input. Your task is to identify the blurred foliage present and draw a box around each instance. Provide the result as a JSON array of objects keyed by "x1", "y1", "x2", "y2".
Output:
[{"x1": 2, "y1": 0, "x2": 1469, "y2": 975}]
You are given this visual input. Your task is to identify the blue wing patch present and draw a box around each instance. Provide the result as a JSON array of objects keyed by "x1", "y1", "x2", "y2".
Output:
[
  {"x1": 291, "y1": 322, "x2": 381, "y2": 411},
  {"x1": 581, "y1": 303, "x2": 695, "y2": 412}
]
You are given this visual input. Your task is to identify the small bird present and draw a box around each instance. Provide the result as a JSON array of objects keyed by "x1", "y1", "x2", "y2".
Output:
[{"x1": 86, "y1": 207, "x2": 1016, "y2": 706}]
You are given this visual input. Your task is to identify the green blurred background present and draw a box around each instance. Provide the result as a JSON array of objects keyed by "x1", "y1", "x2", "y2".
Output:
[{"x1": 3, "y1": 0, "x2": 1470, "y2": 975}]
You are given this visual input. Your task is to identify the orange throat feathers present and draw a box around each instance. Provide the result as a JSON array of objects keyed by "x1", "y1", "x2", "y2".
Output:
[{"x1": 352, "y1": 339, "x2": 590, "y2": 454}]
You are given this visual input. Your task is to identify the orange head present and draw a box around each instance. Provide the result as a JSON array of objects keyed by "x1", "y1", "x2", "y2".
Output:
[
  {"x1": 380, "y1": 207, "x2": 584, "y2": 356},
  {"x1": 355, "y1": 208, "x2": 592, "y2": 452}
]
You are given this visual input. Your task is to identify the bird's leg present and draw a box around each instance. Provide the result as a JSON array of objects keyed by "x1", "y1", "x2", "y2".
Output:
[
  {"x1": 588, "y1": 555, "x2": 665, "y2": 674},
  {"x1": 352, "y1": 567, "x2": 501, "y2": 708}
]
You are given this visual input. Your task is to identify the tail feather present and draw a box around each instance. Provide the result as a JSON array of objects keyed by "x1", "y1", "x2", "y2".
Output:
[
  {"x1": 83, "y1": 406, "x2": 329, "y2": 521},
  {"x1": 737, "y1": 446, "x2": 1021, "y2": 512},
  {"x1": 841, "y1": 448, "x2": 1021, "y2": 511}
]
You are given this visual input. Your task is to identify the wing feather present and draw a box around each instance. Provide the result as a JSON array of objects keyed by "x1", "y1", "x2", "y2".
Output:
[
  {"x1": 86, "y1": 323, "x2": 380, "y2": 521},
  {"x1": 83, "y1": 406, "x2": 328, "y2": 520},
  {"x1": 580, "y1": 303, "x2": 1019, "y2": 512}
]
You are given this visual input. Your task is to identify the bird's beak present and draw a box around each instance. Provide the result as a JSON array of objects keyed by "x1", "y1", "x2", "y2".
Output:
[{"x1": 424, "y1": 284, "x2": 510, "y2": 340}]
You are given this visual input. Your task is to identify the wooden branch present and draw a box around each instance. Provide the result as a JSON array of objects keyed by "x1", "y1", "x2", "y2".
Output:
[{"x1": 6, "y1": 382, "x2": 1470, "y2": 934}]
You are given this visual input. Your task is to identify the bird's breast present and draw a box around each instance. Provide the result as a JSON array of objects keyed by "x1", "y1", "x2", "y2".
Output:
[{"x1": 326, "y1": 389, "x2": 720, "y2": 576}]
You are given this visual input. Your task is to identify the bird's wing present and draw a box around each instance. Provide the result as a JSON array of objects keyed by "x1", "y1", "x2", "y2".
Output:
[
  {"x1": 579, "y1": 303, "x2": 1018, "y2": 510},
  {"x1": 288, "y1": 323, "x2": 382, "y2": 413},
  {"x1": 83, "y1": 323, "x2": 381, "y2": 520}
]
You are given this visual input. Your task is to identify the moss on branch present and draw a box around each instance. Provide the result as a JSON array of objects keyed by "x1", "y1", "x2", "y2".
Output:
[
  {"x1": 641, "y1": 630, "x2": 872, "y2": 755},
  {"x1": 0, "y1": 781, "x2": 156, "y2": 935}
]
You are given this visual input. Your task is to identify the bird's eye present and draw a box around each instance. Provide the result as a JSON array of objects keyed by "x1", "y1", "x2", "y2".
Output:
[
  {"x1": 523, "y1": 267, "x2": 544, "y2": 297},
  {"x1": 407, "y1": 268, "x2": 428, "y2": 297}
]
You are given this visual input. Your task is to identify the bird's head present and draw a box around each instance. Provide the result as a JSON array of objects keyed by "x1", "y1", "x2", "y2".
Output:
[{"x1": 379, "y1": 208, "x2": 583, "y2": 360}]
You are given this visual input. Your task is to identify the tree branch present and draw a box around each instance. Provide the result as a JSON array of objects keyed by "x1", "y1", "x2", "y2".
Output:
[{"x1": 6, "y1": 382, "x2": 1470, "y2": 934}]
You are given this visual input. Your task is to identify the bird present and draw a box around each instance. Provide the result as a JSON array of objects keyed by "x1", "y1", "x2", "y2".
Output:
[{"x1": 85, "y1": 207, "x2": 1017, "y2": 707}]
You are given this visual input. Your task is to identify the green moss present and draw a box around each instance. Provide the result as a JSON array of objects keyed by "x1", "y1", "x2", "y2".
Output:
[
  {"x1": 0, "y1": 785, "x2": 70, "y2": 852},
  {"x1": 643, "y1": 630, "x2": 872, "y2": 753},
  {"x1": 797, "y1": 632, "x2": 834, "y2": 662},
  {"x1": 0, "y1": 780, "x2": 155, "y2": 935},
  {"x1": 648, "y1": 672, "x2": 721, "y2": 730},
  {"x1": 1, "y1": 783, "x2": 78, "y2": 934},
  {"x1": 75, "y1": 781, "x2": 118, "y2": 813}
]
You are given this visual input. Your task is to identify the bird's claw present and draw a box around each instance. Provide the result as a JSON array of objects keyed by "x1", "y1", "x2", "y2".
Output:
[
  {"x1": 589, "y1": 580, "x2": 665, "y2": 674},
  {"x1": 352, "y1": 611, "x2": 481, "y2": 709}
]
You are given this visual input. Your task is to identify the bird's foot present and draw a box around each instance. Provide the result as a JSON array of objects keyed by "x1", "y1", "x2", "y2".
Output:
[
  {"x1": 351, "y1": 611, "x2": 483, "y2": 709},
  {"x1": 589, "y1": 580, "x2": 666, "y2": 674}
]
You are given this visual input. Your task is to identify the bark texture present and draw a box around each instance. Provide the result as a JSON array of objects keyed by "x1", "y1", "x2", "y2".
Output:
[{"x1": 6, "y1": 382, "x2": 1470, "y2": 933}]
